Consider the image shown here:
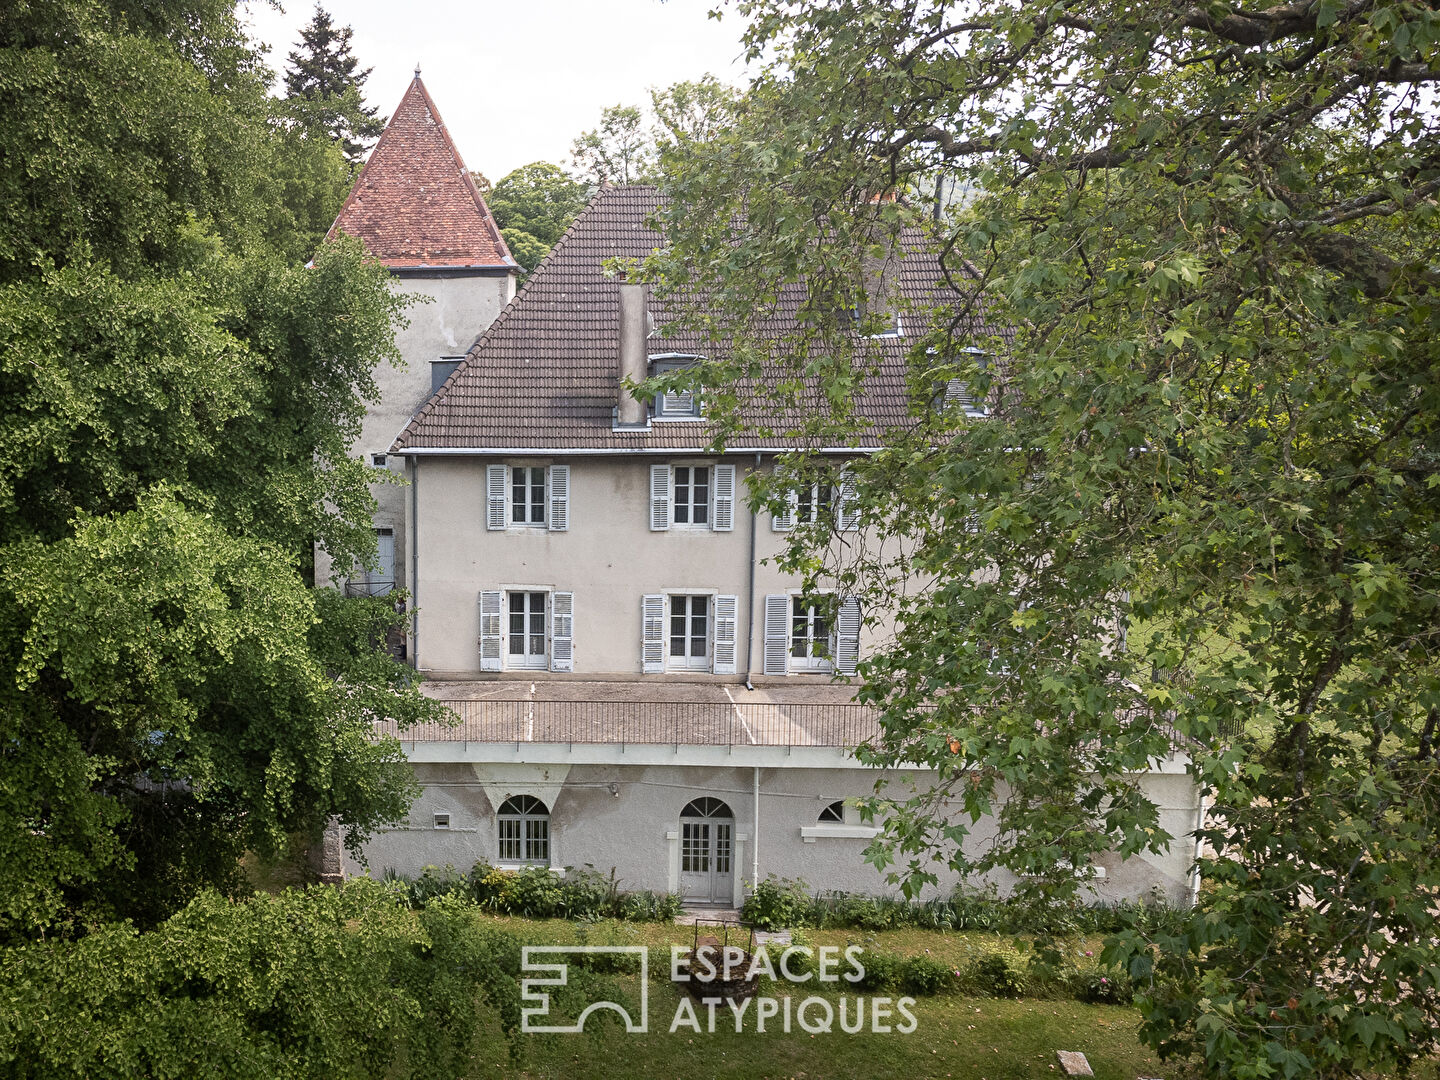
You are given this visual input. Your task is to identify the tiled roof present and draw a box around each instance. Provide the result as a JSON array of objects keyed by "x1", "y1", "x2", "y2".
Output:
[
  {"x1": 393, "y1": 185, "x2": 1010, "y2": 451},
  {"x1": 327, "y1": 76, "x2": 515, "y2": 270}
]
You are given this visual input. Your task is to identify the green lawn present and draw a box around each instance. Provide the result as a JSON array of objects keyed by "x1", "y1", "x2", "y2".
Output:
[{"x1": 460, "y1": 916, "x2": 1167, "y2": 1080}]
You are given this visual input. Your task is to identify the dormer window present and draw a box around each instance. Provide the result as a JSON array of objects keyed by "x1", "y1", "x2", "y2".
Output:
[
  {"x1": 650, "y1": 353, "x2": 706, "y2": 420},
  {"x1": 936, "y1": 347, "x2": 989, "y2": 417}
]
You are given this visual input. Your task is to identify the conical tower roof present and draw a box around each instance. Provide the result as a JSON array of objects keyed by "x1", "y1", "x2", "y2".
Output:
[{"x1": 327, "y1": 74, "x2": 515, "y2": 271}]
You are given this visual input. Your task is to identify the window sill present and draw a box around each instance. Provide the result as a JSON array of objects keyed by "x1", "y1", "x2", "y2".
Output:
[
  {"x1": 800, "y1": 825, "x2": 881, "y2": 843},
  {"x1": 492, "y1": 863, "x2": 564, "y2": 876}
]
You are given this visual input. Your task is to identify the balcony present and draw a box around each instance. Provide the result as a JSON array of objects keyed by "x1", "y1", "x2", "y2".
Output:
[{"x1": 372, "y1": 682, "x2": 882, "y2": 749}]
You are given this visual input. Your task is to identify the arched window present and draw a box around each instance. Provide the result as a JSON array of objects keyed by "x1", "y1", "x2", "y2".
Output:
[
  {"x1": 497, "y1": 795, "x2": 549, "y2": 865},
  {"x1": 818, "y1": 800, "x2": 845, "y2": 824},
  {"x1": 680, "y1": 797, "x2": 733, "y2": 820}
]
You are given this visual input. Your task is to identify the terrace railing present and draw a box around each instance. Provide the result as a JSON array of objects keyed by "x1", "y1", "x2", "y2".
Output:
[{"x1": 374, "y1": 699, "x2": 884, "y2": 749}]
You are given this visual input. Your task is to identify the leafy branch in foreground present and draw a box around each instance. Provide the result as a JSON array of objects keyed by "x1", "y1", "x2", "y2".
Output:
[{"x1": 644, "y1": 0, "x2": 1440, "y2": 1075}]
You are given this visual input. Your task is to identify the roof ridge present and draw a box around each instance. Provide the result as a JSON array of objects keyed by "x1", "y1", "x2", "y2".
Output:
[{"x1": 393, "y1": 185, "x2": 629, "y2": 449}]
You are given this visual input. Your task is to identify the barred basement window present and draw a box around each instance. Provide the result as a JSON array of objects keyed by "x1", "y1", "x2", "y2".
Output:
[{"x1": 497, "y1": 795, "x2": 549, "y2": 865}]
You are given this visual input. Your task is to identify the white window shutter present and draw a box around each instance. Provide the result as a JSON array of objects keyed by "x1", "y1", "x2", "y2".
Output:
[
  {"x1": 762, "y1": 594, "x2": 789, "y2": 676},
  {"x1": 547, "y1": 465, "x2": 569, "y2": 532},
  {"x1": 943, "y1": 377, "x2": 976, "y2": 414},
  {"x1": 649, "y1": 464, "x2": 671, "y2": 531},
  {"x1": 550, "y1": 591, "x2": 574, "y2": 671},
  {"x1": 478, "y1": 590, "x2": 503, "y2": 671},
  {"x1": 712, "y1": 595, "x2": 738, "y2": 674},
  {"x1": 835, "y1": 597, "x2": 861, "y2": 675},
  {"x1": 772, "y1": 489, "x2": 796, "y2": 532},
  {"x1": 712, "y1": 463, "x2": 735, "y2": 532},
  {"x1": 837, "y1": 469, "x2": 859, "y2": 532},
  {"x1": 486, "y1": 464, "x2": 507, "y2": 530},
  {"x1": 641, "y1": 594, "x2": 665, "y2": 673}
]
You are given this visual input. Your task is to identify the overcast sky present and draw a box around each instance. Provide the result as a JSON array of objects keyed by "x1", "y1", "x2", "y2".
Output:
[{"x1": 240, "y1": 0, "x2": 752, "y2": 180}]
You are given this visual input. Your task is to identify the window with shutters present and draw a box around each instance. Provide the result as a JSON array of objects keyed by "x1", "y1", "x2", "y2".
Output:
[
  {"x1": 668, "y1": 595, "x2": 710, "y2": 670},
  {"x1": 673, "y1": 466, "x2": 710, "y2": 526},
  {"x1": 790, "y1": 595, "x2": 833, "y2": 672},
  {"x1": 765, "y1": 593, "x2": 860, "y2": 675},
  {"x1": 650, "y1": 463, "x2": 733, "y2": 532},
  {"x1": 487, "y1": 463, "x2": 569, "y2": 531},
  {"x1": 497, "y1": 795, "x2": 549, "y2": 865},
  {"x1": 507, "y1": 591, "x2": 548, "y2": 669},
  {"x1": 510, "y1": 466, "x2": 547, "y2": 525}
]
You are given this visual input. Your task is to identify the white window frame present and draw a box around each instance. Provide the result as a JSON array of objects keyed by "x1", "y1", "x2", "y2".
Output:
[
  {"x1": 506, "y1": 589, "x2": 550, "y2": 670},
  {"x1": 667, "y1": 593, "x2": 712, "y2": 671},
  {"x1": 671, "y1": 465, "x2": 712, "y2": 528},
  {"x1": 764, "y1": 593, "x2": 860, "y2": 676},
  {"x1": 496, "y1": 795, "x2": 550, "y2": 866},
  {"x1": 788, "y1": 592, "x2": 834, "y2": 673},
  {"x1": 510, "y1": 465, "x2": 548, "y2": 527}
]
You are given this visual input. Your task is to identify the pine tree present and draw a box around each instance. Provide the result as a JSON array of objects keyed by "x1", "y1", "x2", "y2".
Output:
[{"x1": 282, "y1": 5, "x2": 385, "y2": 162}]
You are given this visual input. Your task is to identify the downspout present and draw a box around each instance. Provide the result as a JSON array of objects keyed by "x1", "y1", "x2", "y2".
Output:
[
  {"x1": 752, "y1": 766, "x2": 760, "y2": 897},
  {"x1": 1188, "y1": 788, "x2": 1207, "y2": 908},
  {"x1": 410, "y1": 457, "x2": 420, "y2": 669},
  {"x1": 744, "y1": 452, "x2": 760, "y2": 691}
]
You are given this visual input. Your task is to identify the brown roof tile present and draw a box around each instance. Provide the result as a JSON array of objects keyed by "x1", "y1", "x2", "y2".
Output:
[
  {"x1": 327, "y1": 76, "x2": 515, "y2": 270},
  {"x1": 393, "y1": 185, "x2": 1010, "y2": 451}
]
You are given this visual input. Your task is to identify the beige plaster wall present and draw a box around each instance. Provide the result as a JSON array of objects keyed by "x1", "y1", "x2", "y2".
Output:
[
  {"x1": 316, "y1": 272, "x2": 515, "y2": 592},
  {"x1": 408, "y1": 455, "x2": 888, "y2": 677}
]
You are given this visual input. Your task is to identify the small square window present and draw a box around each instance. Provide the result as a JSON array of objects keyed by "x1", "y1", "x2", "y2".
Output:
[
  {"x1": 433, "y1": 813, "x2": 450, "y2": 830},
  {"x1": 371, "y1": 453, "x2": 387, "y2": 467}
]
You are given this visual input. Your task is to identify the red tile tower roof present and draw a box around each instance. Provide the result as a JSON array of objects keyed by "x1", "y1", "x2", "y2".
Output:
[{"x1": 327, "y1": 75, "x2": 516, "y2": 271}]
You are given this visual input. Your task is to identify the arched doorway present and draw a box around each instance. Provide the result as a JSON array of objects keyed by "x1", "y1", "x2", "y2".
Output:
[{"x1": 679, "y1": 797, "x2": 734, "y2": 904}]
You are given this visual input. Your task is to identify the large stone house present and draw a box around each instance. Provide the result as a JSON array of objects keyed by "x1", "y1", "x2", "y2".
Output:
[
  {"x1": 344, "y1": 184, "x2": 1202, "y2": 908},
  {"x1": 315, "y1": 73, "x2": 519, "y2": 611}
]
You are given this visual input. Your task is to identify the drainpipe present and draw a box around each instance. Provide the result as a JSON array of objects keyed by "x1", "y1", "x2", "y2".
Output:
[
  {"x1": 744, "y1": 452, "x2": 760, "y2": 690},
  {"x1": 752, "y1": 766, "x2": 760, "y2": 895},
  {"x1": 410, "y1": 456, "x2": 420, "y2": 669},
  {"x1": 1189, "y1": 788, "x2": 1207, "y2": 908}
]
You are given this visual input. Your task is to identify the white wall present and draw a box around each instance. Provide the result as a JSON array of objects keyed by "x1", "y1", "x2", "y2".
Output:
[
  {"x1": 350, "y1": 761, "x2": 1200, "y2": 907},
  {"x1": 409, "y1": 455, "x2": 886, "y2": 676},
  {"x1": 316, "y1": 271, "x2": 515, "y2": 593}
]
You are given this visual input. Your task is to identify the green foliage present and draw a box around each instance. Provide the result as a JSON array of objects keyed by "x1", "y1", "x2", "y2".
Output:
[
  {"x1": 0, "y1": 0, "x2": 443, "y2": 938},
  {"x1": 900, "y1": 954, "x2": 956, "y2": 996},
  {"x1": 570, "y1": 104, "x2": 655, "y2": 185},
  {"x1": 489, "y1": 163, "x2": 589, "y2": 253},
  {"x1": 741, "y1": 875, "x2": 813, "y2": 929},
  {"x1": 282, "y1": 4, "x2": 385, "y2": 161},
  {"x1": 965, "y1": 951, "x2": 1029, "y2": 999},
  {"x1": 0, "y1": 881, "x2": 522, "y2": 1078},
  {"x1": 741, "y1": 876, "x2": 1183, "y2": 937},
  {"x1": 387, "y1": 862, "x2": 683, "y2": 922},
  {"x1": 650, "y1": 0, "x2": 1440, "y2": 1075}
]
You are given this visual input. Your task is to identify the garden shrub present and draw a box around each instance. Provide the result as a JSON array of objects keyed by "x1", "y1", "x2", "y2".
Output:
[
  {"x1": 902, "y1": 955, "x2": 958, "y2": 995},
  {"x1": 853, "y1": 949, "x2": 905, "y2": 991},
  {"x1": 965, "y1": 950, "x2": 1029, "y2": 998},
  {"x1": 741, "y1": 875, "x2": 811, "y2": 930},
  {"x1": 388, "y1": 862, "x2": 681, "y2": 922},
  {"x1": 0, "y1": 881, "x2": 522, "y2": 1079}
]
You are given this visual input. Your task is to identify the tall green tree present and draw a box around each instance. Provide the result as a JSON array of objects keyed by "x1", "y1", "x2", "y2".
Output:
[
  {"x1": 0, "y1": 0, "x2": 442, "y2": 937},
  {"x1": 646, "y1": 1, "x2": 1440, "y2": 1076},
  {"x1": 571, "y1": 103, "x2": 655, "y2": 185},
  {"x1": 488, "y1": 162, "x2": 589, "y2": 273},
  {"x1": 282, "y1": 4, "x2": 385, "y2": 162}
]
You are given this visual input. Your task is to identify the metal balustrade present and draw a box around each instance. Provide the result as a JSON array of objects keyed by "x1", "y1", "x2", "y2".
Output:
[{"x1": 373, "y1": 699, "x2": 885, "y2": 748}]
